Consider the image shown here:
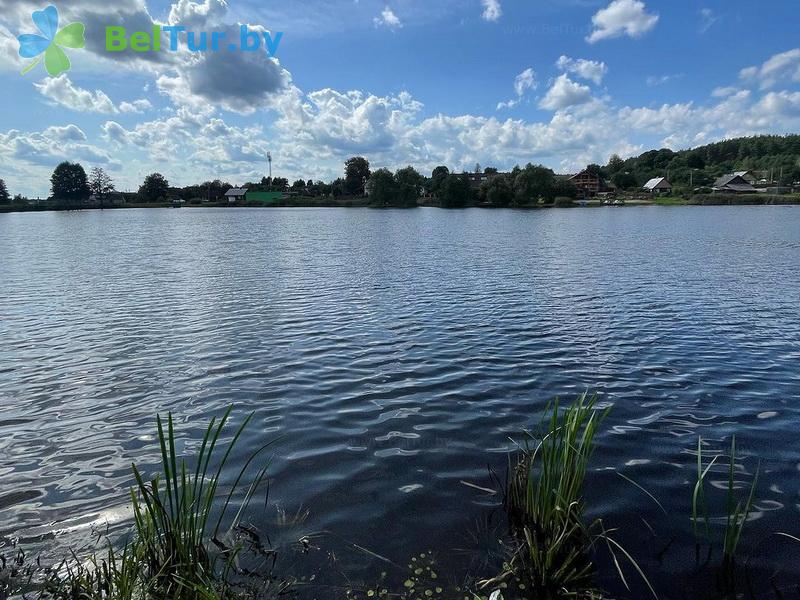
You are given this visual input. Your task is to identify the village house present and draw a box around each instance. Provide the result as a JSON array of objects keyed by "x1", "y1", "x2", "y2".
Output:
[
  {"x1": 568, "y1": 169, "x2": 603, "y2": 196},
  {"x1": 224, "y1": 188, "x2": 248, "y2": 203},
  {"x1": 713, "y1": 174, "x2": 758, "y2": 194},
  {"x1": 643, "y1": 177, "x2": 672, "y2": 196},
  {"x1": 734, "y1": 171, "x2": 758, "y2": 185}
]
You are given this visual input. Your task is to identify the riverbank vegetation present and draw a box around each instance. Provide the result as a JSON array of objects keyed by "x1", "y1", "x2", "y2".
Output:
[
  {"x1": 3, "y1": 395, "x2": 790, "y2": 600},
  {"x1": 5, "y1": 134, "x2": 800, "y2": 213},
  {"x1": 604, "y1": 134, "x2": 800, "y2": 192},
  {"x1": 0, "y1": 408, "x2": 293, "y2": 600}
]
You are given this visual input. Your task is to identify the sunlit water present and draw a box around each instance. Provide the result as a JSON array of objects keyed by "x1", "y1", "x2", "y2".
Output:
[{"x1": 1, "y1": 207, "x2": 800, "y2": 598}]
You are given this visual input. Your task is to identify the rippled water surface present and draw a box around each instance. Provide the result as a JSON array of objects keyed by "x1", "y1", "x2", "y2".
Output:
[{"x1": 2, "y1": 207, "x2": 800, "y2": 597}]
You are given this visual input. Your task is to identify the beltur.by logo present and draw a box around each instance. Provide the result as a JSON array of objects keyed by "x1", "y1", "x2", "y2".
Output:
[
  {"x1": 18, "y1": 5, "x2": 85, "y2": 77},
  {"x1": 16, "y1": 4, "x2": 284, "y2": 78},
  {"x1": 105, "y1": 25, "x2": 283, "y2": 56}
]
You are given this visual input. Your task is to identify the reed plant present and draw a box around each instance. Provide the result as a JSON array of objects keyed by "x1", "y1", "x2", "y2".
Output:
[
  {"x1": 502, "y1": 393, "x2": 608, "y2": 596},
  {"x1": 41, "y1": 407, "x2": 280, "y2": 600},
  {"x1": 692, "y1": 436, "x2": 759, "y2": 570}
]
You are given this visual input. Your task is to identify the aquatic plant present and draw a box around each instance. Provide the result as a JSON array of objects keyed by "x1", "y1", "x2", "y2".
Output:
[
  {"x1": 486, "y1": 393, "x2": 656, "y2": 599},
  {"x1": 39, "y1": 407, "x2": 287, "y2": 600},
  {"x1": 498, "y1": 393, "x2": 606, "y2": 596},
  {"x1": 691, "y1": 435, "x2": 759, "y2": 569}
]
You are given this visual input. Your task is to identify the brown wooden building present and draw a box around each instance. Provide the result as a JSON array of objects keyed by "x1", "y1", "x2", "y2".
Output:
[{"x1": 569, "y1": 169, "x2": 603, "y2": 196}]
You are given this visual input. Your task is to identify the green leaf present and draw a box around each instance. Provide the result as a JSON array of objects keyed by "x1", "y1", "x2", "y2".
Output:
[
  {"x1": 54, "y1": 22, "x2": 85, "y2": 49},
  {"x1": 44, "y1": 44, "x2": 70, "y2": 77}
]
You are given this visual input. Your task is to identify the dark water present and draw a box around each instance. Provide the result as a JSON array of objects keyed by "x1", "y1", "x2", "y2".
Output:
[{"x1": 2, "y1": 206, "x2": 800, "y2": 597}]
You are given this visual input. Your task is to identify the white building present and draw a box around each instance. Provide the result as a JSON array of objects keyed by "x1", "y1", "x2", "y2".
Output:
[{"x1": 643, "y1": 177, "x2": 672, "y2": 195}]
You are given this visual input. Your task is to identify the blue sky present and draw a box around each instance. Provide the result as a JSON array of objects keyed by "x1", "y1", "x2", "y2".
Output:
[{"x1": 1, "y1": 0, "x2": 800, "y2": 197}]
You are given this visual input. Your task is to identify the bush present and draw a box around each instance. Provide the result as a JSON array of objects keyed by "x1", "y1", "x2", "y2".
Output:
[{"x1": 552, "y1": 197, "x2": 575, "y2": 208}]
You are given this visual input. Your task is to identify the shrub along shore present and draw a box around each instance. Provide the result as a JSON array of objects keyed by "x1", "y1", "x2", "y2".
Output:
[{"x1": 1, "y1": 395, "x2": 794, "y2": 600}]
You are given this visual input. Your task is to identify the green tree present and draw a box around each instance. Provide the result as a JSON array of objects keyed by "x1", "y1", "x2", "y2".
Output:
[
  {"x1": 367, "y1": 168, "x2": 398, "y2": 207},
  {"x1": 612, "y1": 171, "x2": 638, "y2": 190},
  {"x1": 394, "y1": 166, "x2": 423, "y2": 207},
  {"x1": 344, "y1": 156, "x2": 371, "y2": 196},
  {"x1": 687, "y1": 151, "x2": 706, "y2": 170},
  {"x1": 89, "y1": 167, "x2": 115, "y2": 199},
  {"x1": 430, "y1": 166, "x2": 450, "y2": 196},
  {"x1": 481, "y1": 174, "x2": 513, "y2": 207},
  {"x1": 270, "y1": 177, "x2": 289, "y2": 192},
  {"x1": 513, "y1": 164, "x2": 555, "y2": 206},
  {"x1": 0, "y1": 179, "x2": 9, "y2": 204},
  {"x1": 138, "y1": 172, "x2": 170, "y2": 203},
  {"x1": 553, "y1": 178, "x2": 578, "y2": 199},
  {"x1": 51, "y1": 161, "x2": 90, "y2": 203},
  {"x1": 439, "y1": 173, "x2": 472, "y2": 208},
  {"x1": 606, "y1": 154, "x2": 625, "y2": 175}
]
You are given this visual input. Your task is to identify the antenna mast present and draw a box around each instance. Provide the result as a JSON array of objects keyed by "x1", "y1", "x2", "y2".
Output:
[{"x1": 267, "y1": 152, "x2": 273, "y2": 180}]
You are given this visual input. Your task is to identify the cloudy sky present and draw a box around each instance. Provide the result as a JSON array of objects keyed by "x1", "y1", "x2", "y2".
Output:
[{"x1": 1, "y1": 0, "x2": 800, "y2": 197}]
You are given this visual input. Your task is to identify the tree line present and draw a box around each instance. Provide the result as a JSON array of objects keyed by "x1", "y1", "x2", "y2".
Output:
[
  {"x1": 603, "y1": 134, "x2": 800, "y2": 192},
  {"x1": 3, "y1": 134, "x2": 799, "y2": 208}
]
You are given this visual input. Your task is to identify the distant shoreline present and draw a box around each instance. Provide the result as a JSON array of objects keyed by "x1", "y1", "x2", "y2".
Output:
[{"x1": 3, "y1": 194, "x2": 800, "y2": 214}]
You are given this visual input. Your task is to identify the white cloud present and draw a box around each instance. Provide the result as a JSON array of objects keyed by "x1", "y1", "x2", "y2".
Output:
[
  {"x1": 587, "y1": 0, "x2": 659, "y2": 43},
  {"x1": 740, "y1": 48, "x2": 800, "y2": 89},
  {"x1": 168, "y1": 0, "x2": 227, "y2": 29},
  {"x1": 481, "y1": 0, "x2": 502, "y2": 22},
  {"x1": 712, "y1": 86, "x2": 739, "y2": 98},
  {"x1": 43, "y1": 125, "x2": 87, "y2": 142},
  {"x1": 0, "y1": 24, "x2": 22, "y2": 71},
  {"x1": 497, "y1": 68, "x2": 537, "y2": 110},
  {"x1": 556, "y1": 56, "x2": 608, "y2": 85},
  {"x1": 0, "y1": 126, "x2": 118, "y2": 172},
  {"x1": 374, "y1": 6, "x2": 403, "y2": 29},
  {"x1": 514, "y1": 68, "x2": 537, "y2": 96},
  {"x1": 33, "y1": 75, "x2": 117, "y2": 114},
  {"x1": 699, "y1": 8, "x2": 718, "y2": 33},
  {"x1": 646, "y1": 73, "x2": 683, "y2": 87},
  {"x1": 119, "y1": 99, "x2": 153, "y2": 114},
  {"x1": 539, "y1": 75, "x2": 593, "y2": 111}
]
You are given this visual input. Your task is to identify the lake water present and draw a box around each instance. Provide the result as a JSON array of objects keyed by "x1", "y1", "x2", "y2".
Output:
[{"x1": 1, "y1": 206, "x2": 800, "y2": 598}]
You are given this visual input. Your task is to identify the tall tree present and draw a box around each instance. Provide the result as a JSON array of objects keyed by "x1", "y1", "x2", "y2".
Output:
[
  {"x1": 89, "y1": 167, "x2": 115, "y2": 198},
  {"x1": 367, "y1": 168, "x2": 398, "y2": 207},
  {"x1": 430, "y1": 166, "x2": 450, "y2": 196},
  {"x1": 439, "y1": 174, "x2": 472, "y2": 208},
  {"x1": 0, "y1": 179, "x2": 9, "y2": 204},
  {"x1": 394, "y1": 166, "x2": 423, "y2": 208},
  {"x1": 138, "y1": 173, "x2": 170, "y2": 203},
  {"x1": 612, "y1": 172, "x2": 637, "y2": 190},
  {"x1": 481, "y1": 174, "x2": 513, "y2": 207},
  {"x1": 271, "y1": 177, "x2": 289, "y2": 192},
  {"x1": 51, "y1": 162, "x2": 90, "y2": 203},
  {"x1": 344, "y1": 156, "x2": 371, "y2": 196},
  {"x1": 513, "y1": 164, "x2": 556, "y2": 206},
  {"x1": 606, "y1": 154, "x2": 625, "y2": 175}
]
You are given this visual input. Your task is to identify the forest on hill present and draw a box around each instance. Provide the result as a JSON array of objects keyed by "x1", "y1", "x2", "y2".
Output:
[{"x1": 605, "y1": 135, "x2": 800, "y2": 191}]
